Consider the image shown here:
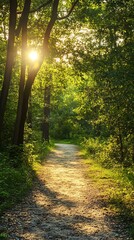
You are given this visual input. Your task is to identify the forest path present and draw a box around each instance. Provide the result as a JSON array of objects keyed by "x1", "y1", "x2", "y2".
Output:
[{"x1": 1, "y1": 143, "x2": 130, "y2": 240}]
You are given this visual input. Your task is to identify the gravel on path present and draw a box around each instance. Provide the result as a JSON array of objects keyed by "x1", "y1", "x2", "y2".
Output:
[{"x1": 0, "y1": 143, "x2": 131, "y2": 240}]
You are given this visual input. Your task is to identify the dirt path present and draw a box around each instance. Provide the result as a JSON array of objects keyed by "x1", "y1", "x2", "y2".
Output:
[{"x1": 1, "y1": 144, "x2": 131, "y2": 239}]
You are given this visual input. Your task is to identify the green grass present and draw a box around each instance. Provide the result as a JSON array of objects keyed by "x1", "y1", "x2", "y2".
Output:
[
  {"x1": 0, "y1": 140, "x2": 53, "y2": 239},
  {"x1": 0, "y1": 140, "x2": 53, "y2": 216},
  {"x1": 0, "y1": 160, "x2": 33, "y2": 215},
  {"x1": 82, "y1": 154, "x2": 134, "y2": 238}
]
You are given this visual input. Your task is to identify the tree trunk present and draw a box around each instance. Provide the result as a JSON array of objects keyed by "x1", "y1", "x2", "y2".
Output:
[
  {"x1": 42, "y1": 83, "x2": 51, "y2": 142},
  {"x1": 12, "y1": 0, "x2": 31, "y2": 145},
  {"x1": 14, "y1": 0, "x2": 59, "y2": 145},
  {"x1": 12, "y1": 0, "x2": 78, "y2": 146},
  {"x1": 27, "y1": 93, "x2": 32, "y2": 129},
  {"x1": 0, "y1": 0, "x2": 17, "y2": 142},
  {"x1": 118, "y1": 133, "x2": 124, "y2": 163},
  {"x1": 16, "y1": 73, "x2": 35, "y2": 145}
]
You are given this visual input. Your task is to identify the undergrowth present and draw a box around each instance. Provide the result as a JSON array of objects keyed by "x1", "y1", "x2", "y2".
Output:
[
  {"x1": 0, "y1": 155, "x2": 32, "y2": 216},
  {"x1": 81, "y1": 138, "x2": 134, "y2": 238},
  {"x1": 0, "y1": 140, "x2": 52, "y2": 216}
]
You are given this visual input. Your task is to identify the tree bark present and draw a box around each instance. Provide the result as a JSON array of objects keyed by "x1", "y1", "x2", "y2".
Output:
[
  {"x1": 12, "y1": 0, "x2": 31, "y2": 145},
  {"x1": 118, "y1": 133, "x2": 124, "y2": 163},
  {"x1": 42, "y1": 83, "x2": 51, "y2": 142},
  {"x1": 0, "y1": 0, "x2": 17, "y2": 142},
  {"x1": 27, "y1": 93, "x2": 32, "y2": 129},
  {"x1": 16, "y1": 73, "x2": 35, "y2": 145}
]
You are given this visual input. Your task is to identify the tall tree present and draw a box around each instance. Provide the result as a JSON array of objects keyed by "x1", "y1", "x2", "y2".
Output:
[
  {"x1": 13, "y1": 0, "x2": 79, "y2": 145},
  {"x1": 74, "y1": 0, "x2": 134, "y2": 164},
  {"x1": 0, "y1": 0, "x2": 17, "y2": 142},
  {"x1": 42, "y1": 82, "x2": 51, "y2": 142},
  {"x1": 12, "y1": 0, "x2": 31, "y2": 145},
  {"x1": 0, "y1": 0, "x2": 79, "y2": 147}
]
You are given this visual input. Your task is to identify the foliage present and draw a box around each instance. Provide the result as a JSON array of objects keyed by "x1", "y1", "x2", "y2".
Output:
[
  {"x1": 0, "y1": 154, "x2": 33, "y2": 215},
  {"x1": 0, "y1": 0, "x2": 133, "y2": 226},
  {"x1": 72, "y1": 0, "x2": 134, "y2": 166},
  {"x1": 82, "y1": 135, "x2": 134, "y2": 169},
  {"x1": 82, "y1": 137, "x2": 102, "y2": 157},
  {"x1": 0, "y1": 0, "x2": 133, "y2": 155},
  {"x1": 82, "y1": 152, "x2": 134, "y2": 238},
  {"x1": 50, "y1": 72, "x2": 80, "y2": 140},
  {"x1": 0, "y1": 138, "x2": 52, "y2": 215}
]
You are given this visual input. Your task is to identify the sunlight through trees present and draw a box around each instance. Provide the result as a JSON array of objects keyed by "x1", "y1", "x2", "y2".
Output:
[{"x1": 0, "y1": 1, "x2": 133, "y2": 221}]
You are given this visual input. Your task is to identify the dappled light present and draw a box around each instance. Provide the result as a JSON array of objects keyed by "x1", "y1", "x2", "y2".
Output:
[
  {"x1": 1, "y1": 144, "x2": 130, "y2": 239},
  {"x1": 0, "y1": 0, "x2": 133, "y2": 239}
]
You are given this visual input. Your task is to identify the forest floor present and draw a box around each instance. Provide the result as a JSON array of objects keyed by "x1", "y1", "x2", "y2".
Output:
[{"x1": 0, "y1": 143, "x2": 132, "y2": 240}]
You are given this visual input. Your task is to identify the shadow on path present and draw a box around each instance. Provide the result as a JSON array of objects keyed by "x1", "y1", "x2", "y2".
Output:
[{"x1": 0, "y1": 143, "x2": 131, "y2": 240}]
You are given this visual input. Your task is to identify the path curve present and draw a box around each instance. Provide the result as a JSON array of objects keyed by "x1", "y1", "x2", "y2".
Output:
[{"x1": 1, "y1": 144, "x2": 130, "y2": 239}]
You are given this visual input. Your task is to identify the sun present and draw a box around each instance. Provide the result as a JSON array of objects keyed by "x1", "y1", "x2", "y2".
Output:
[{"x1": 28, "y1": 50, "x2": 38, "y2": 61}]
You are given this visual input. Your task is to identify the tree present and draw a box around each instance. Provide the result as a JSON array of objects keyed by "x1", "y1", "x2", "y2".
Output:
[
  {"x1": 74, "y1": 0, "x2": 134, "y2": 164},
  {"x1": 0, "y1": 0, "x2": 79, "y2": 147},
  {"x1": 0, "y1": 0, "x2": 17, "y2": 142},
  {"x1": 42, "y1": 73, "x2": 51, "y2": 142},
  {"x1": 12, "y1": 0, "x2": 31, "y2": 145},
  {"x1": 14, "y1": 0, "x2": 79, "y2": 145}
]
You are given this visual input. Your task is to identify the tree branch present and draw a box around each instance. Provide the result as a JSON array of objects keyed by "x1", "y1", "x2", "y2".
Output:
[
  {"x1": 57, "y1": 0, "x2": 79, "y2": 20},
  {"x1": 15, "y1": 0, "x2": 31, "y2": 37},
  {"x1": 17, "y1": 0, "x2": 52, "y2": 14},
  {"x1": 42, "y1": 0, "x2": 59, "y2": 56}
]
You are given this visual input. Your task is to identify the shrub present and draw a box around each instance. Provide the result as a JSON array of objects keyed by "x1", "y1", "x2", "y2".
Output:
[{"x1": 81, "y1": 137, "x2": 102, "y2": 156}]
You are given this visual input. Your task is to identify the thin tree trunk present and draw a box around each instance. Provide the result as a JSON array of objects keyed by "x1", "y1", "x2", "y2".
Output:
[
  {"x1": 27, "y1": 93, "x2": 32, "y2": 129},
  {"x1": 118, "y1": 133, "x2": 124, "y2": 163},
  {"x1": 42, "y1": 83, "x2": 51, "y2": 142},
  {"x1": 0, "y1": 0, "x2": 17, "y2": 142}
]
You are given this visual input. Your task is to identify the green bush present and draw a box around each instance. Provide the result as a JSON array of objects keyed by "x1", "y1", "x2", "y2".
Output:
[
  {"x1": 0, "y1": 152, "x2": 33, "y2": 215},
  {"x1": 82, "y1": 136, "x2": 134, "y2": 168},
  {"x1": 81, "y1": 137, "x2": 102, "y2": 156},
  {"x1": 98, "y1": 137, "x2": 120, "y2": 168},
  {"x1": 0, "y1": 139, "x2": 53, "y2": 215}
]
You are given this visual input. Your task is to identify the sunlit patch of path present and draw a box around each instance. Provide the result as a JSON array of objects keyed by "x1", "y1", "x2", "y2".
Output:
[{"x1": 1, "y1": 144, "x2": 130, "y2": 239}]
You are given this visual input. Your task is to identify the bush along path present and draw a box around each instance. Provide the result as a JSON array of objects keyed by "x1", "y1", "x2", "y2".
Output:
[{"x1": 0, "y1": 143, "x2": 132, "y2": 239}]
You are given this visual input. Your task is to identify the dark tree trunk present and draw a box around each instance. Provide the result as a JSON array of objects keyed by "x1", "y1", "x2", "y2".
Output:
[
  {"x1": 118, "y1": 133, "x2": 124, "y2": 163},
  {"x1": 16, "y1": 72, "x2": 36, "y2": 145},
  {"x1": 12, "y1": 0, "x2": 31, "y2": 145},
  {"x1": 0, "y1": 0, "x2": 17, "y2": 142},
  {"x1": 42, "y1": 84, "x2": 51, "y2": 142},
  {"x1": 27, "y1": 93, "x2": 32, "y2": 128}
]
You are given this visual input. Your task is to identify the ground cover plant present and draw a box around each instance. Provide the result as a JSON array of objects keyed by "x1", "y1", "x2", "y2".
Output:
[{"x1": 81, "y1": 139, "x2": 134, "y2": 238}]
